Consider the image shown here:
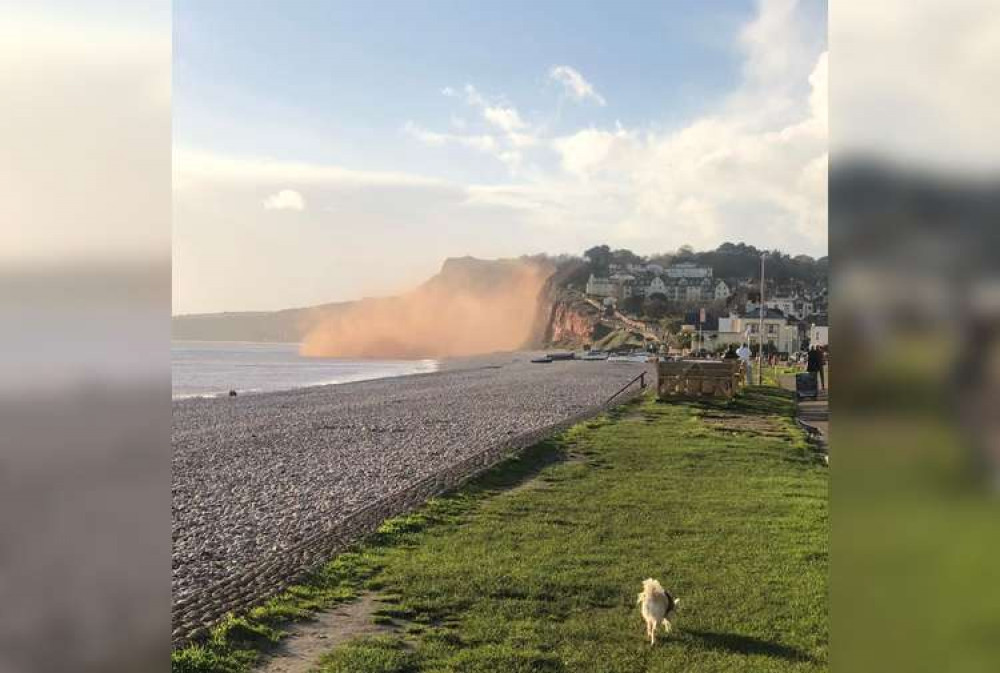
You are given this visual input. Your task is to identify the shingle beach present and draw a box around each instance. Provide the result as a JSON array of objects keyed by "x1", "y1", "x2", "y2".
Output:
[{"x1": 172, "y1": 353, "x2": 648, "y2": 602}]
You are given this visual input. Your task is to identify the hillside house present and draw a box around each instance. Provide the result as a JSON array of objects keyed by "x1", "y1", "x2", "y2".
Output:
[
  {"x1": 714, "y1": 280, "x2": 732, "y2": 301},
  {"x1": 664, "y1": 261, "x2": 713, "y2": 279},
  {"x1": 585, "y1": 274, "x2": 615, "y2": 297},
  {"x1": 809, "y1": 317, "x2": 829, "y2": 347},
  {"x1": 718, "y1": 308, "x2": 801, "y2": 353},
  {"x1": 746, "y1": 295, "x2": 814, "y2": 320}
]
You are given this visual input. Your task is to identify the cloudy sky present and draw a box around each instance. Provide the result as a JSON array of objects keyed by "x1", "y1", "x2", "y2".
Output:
[{"x1": 173, "y1": 0, "x2": 828, "y2": 314}]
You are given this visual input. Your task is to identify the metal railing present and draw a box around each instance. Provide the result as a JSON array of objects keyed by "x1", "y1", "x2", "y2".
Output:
[{"x1": 605, "y1": 370, "x2": 647, "y2": 405}]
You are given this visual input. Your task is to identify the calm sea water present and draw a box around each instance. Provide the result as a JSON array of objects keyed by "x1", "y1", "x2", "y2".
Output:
[{"x1": 172, "y1": 341, "x2": 438, "y2": 399}]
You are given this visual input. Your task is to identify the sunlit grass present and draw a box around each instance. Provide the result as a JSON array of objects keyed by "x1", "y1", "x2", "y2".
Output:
[{"x1": 173, "y1": 389, "x2": 828, "y2": 672}]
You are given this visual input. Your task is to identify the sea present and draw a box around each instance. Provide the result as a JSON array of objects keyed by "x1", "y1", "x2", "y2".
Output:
[{"x1": 172, "y1": 341, "x2": 438, "y2": 399}]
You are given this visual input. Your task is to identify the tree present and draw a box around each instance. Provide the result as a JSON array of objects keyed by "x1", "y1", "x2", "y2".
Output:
[
  {"x1": 583, "y1": 245, "x2": 612, "y2": 272},
  {"x1": 611, "y1": 248, "x2": 642, "y2": 266},
  {"x1": 621, "y1": 295, "x2": 644, "y2": 315},
  {"x1": 661, "y1": 316, "x2": 683, "y2": 335},
  {"x1": 643, "y1": 294, "x2": 670, "y2": 320}
]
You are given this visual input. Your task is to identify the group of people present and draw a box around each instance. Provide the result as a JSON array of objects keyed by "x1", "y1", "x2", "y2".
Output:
[
  {"x1": 806, "y1": 345, "x2": 827, "y2": 390},
  {"x1": 720, "y1": 343, "x2": 828, "y2": 390}
]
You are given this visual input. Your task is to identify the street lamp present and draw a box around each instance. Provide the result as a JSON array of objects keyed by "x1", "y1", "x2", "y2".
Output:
[{"x1": 758, "y1": 252, "x2": 766, "y2": 385}]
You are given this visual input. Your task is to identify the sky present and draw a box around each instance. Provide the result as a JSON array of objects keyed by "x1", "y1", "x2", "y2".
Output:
[{"x1": 172, "y1": 0, "x2": 828, "y2": 314}]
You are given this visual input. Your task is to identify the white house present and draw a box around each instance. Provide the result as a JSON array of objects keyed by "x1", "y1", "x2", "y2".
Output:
[
  {"x1": 809, "y1": 321, "x2": 829, "y2": 347},
  {"x1": 591, "y1": 269, "x2": 727, "y2": 305},
  {"x1": 665, "y1": 262, "x2": 713, "y2": 279},
  {"x1": 586, "y1": 274, "x2": 615, "y2": 297},
  {"x1": 646, "y1": 276, "x2": 668, "y2": 296},
  {"x1": 746, "y1": 296, "x2": 814, "y2": 320},
  {"x1": 717, "y1": 309, "x2": 801, "y2": 353},
  {"x1": 714, "y1": 280, "x2": 731, "y2": 301},
  {"x1": 684, "y1": 283, "x2": 703, "y2": 302}
]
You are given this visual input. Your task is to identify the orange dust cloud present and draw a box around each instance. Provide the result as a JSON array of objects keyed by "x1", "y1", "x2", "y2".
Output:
[{"x1": 300, "y1": 258, "x2": 554, "y2": 359}]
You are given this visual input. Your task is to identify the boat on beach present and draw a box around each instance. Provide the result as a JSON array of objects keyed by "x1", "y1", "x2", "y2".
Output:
[{"x1": 608, "y1": 352, "x2": 652, "y2": 363}]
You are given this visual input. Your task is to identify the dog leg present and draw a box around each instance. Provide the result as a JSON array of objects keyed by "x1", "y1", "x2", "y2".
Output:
[{"x1": 662, "y1": 619, "x2": 672, "y2": 635}]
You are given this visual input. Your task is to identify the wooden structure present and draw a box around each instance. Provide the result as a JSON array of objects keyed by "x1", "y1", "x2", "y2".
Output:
[{"x1": 657, "y1": 360, "x2": 745, "y2": 400}]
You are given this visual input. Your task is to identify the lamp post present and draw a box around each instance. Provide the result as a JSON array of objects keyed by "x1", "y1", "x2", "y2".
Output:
[{"x1": 758, "y1": 253, "x2": 766, "y2": 385}]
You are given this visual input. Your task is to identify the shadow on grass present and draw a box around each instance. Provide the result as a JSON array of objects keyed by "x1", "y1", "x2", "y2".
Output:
[
  {"x1": 684, "y1": 629, "x2": 816, "y2": 663},
  {"x1": 464, "y1": 437, "x2": 567, "y2": 496},
  {"x1": 659, "y1": 386, "x2": 796, "y2": 419},
  {"x1": 464, "y1": 400, "x2": 640, "y2": 496}
]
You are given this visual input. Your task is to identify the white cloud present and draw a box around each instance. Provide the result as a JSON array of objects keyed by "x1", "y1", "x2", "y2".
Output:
[
  {"x1": 482, "y1": 105, "x2": 525, "y2": 132},
  {"x1": 462, "y1": 84, "x2": 486, "y2": 107},
  {"x1": 174, "y1": 148, "x2": 450, "y2": 189},
  {"x1": 549, "y1": 65, "x2": 607, "y2": 106},
  {"x1": 408, "y1": 0, "x2": 826, "y2": 253},
  {"x1": 262, "y1": 189, "x2": 305, "y2": 211},
  {"x1": 402, "y1": 121, "x2": 498, "y2": 153},
  {"x1": 552, "y1": 126, "x2": 639, "y2": 177},
  {"x1": 408, "y1": 86, "x2": 537, "y2": 173},
  {"x1": 460, "y1": 84, "x2": 529, "y2": 133}
]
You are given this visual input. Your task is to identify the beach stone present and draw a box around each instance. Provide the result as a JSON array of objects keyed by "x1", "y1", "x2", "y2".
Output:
[{"x1": 172, "y1": 353, "x2": 648, "y2": 601}]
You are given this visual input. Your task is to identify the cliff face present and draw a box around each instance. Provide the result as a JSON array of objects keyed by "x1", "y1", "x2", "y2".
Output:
[
  {"x1": 545, "y1": 296, "x2": 601, "y2": 347},
  {"x1": 524, "y1": 259, "x2": 602, "y2": 349}
]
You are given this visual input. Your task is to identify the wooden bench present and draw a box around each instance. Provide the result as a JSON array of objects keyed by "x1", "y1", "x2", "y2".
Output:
[{"x1": 657, "y1": 360, "x2": 745, "y2": 400}]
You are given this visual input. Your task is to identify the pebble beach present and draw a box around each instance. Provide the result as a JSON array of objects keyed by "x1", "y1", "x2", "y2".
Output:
[{"x1": 172, "y1": 353, "x2": 648, "y2": 603}]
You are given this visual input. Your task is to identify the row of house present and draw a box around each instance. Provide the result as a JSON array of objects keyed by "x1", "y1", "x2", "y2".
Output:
[
  {"x1": 586, "y1": 262, "x2": 731, "y2": 303},
  {"x1": 683, "y1": 308, "x2": 829, "y2": 353},
  {"x1": 744, "y1": 289, "x2": 827, "y2": 321}
]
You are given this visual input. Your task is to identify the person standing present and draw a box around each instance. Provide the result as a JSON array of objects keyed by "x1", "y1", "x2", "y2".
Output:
[
  {"x1": 736, "y1": 342, "x2": 752, "y2": 384},
  {"x1": 807, "y1": 346, "x2": 826, "y2": 390}
]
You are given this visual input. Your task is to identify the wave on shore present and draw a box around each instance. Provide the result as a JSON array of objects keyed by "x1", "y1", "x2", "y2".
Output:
[{"x1": 172, "y1": 341, "x2": 438, "y2": 399}]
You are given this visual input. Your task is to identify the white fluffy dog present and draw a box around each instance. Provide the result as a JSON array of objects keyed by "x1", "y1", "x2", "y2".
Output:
[{"x1": 636, "y1": 578, "x2": 679, "y2": 645}]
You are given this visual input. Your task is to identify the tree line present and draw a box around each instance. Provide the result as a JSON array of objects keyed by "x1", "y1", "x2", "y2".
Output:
[{"x1": 583, "y1": 242, "x2": 828, "y2": 283}]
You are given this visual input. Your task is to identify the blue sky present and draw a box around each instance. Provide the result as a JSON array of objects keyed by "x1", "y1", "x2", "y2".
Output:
[
  {"x1": 173, "y1": 0, "x2": 828, "y2": 313},
  {"x1": 175, "y1": 1, "x2": 754, "y2": 167}
]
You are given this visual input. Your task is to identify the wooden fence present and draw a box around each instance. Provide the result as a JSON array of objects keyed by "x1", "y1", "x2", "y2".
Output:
[{"x1": 657, "y1": 360, "x2": 745, "y2": 400}]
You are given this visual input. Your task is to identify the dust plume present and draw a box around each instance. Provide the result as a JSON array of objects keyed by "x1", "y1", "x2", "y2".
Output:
[{"x1": 300, "y1": 258, "x2": 554, "y2": 359}]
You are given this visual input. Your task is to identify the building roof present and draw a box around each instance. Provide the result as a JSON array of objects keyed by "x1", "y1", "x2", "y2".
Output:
[
  {"x1": 741, "y1": 307, "x2": 790, "y2": 321},
  {"x1": 683, "y1": 311, "x2": 720, "y2": 330}
]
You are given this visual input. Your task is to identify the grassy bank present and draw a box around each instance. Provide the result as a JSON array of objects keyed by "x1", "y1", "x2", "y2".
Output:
[{"x1": 173, "y1": 387, "x2": 828, "y2": 673}]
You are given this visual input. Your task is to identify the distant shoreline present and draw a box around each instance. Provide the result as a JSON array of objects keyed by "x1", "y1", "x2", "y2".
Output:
[
  {"x1": 171, "y1": 343, "x2": 553, "y2": 401},
  {"x1": 171, "y1": 341, "x2": 445, "y2": 400}
]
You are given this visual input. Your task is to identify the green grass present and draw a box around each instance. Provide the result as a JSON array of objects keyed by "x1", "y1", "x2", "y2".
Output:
[
  {"x1": 173, "y1": 387, "x2": 828, "y2": 673},
  {"x1": 592, "y1": 328, "x2": 646, "y2": 351}
]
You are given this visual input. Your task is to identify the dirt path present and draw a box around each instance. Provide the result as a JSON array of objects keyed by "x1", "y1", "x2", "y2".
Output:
[{"x1": 252, "y1": 594, "x2": 393, "y2": 673}]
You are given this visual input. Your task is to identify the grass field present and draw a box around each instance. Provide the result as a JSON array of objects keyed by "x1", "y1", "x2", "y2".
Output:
[{"x1": 173, "y1": 387, "x2": 828, "y2": 673}]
